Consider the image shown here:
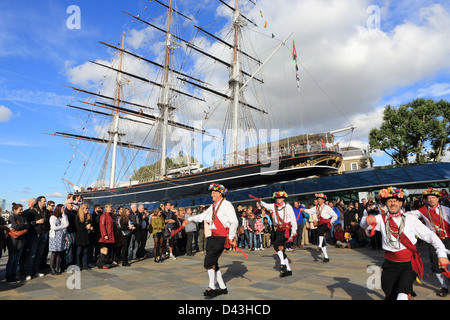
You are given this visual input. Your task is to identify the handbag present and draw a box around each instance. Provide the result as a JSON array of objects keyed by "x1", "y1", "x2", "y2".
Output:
[
  {"x1": 163, "y1": 226, "x2": 172, "y2": 239},
  {"x1": 237, "y1": 226, "x2": 245, "y2": 235},
  {"x1": 121, "y1": 229, "x2": 132, "y2": 237},
  {"x1": 9, "y1": 229, "x2": 27, "y2": 239}
]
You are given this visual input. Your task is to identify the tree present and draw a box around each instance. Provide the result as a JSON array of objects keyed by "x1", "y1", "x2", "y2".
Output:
[
  {"x1": 131, "y1": 155, "x2": 201, "y2": 182},
  {"x1": 369, "y1": 98, "x2": 450, "y2": 165}
]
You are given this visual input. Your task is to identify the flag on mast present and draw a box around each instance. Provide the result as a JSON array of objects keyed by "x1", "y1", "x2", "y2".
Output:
[{"x1": 293, "y1": 40, "x2": 300, "y2": 91}]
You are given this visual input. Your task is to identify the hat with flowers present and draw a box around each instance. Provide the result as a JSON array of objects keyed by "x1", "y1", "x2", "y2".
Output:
[
  {"x1": 208, "y1": 183, "x2": 228, "y2": 197},
  {"x1": 422, "y1": 187, "x2": 441, "y2": 198},
  {"x1": 272, "y1": 191, "x2": 288, "y2": 199},
  {"x1": 378, "y1": 187, "x2": 405, "y2": 203},
  {"x1": 315, "y1": 193, "x2": 327, "y2": 200}
]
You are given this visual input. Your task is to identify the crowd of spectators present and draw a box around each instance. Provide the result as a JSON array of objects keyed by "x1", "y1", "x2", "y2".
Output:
[{"x1": 1, "y1": 190, "x2": 448, "y2": 285}]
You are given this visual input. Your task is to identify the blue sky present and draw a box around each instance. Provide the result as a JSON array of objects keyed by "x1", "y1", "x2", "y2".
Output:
[{"x1": 1, "y1": 0, "x2": 450, "y2": 210}]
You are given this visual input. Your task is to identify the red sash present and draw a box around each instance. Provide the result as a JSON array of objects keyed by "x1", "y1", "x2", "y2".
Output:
[
  {"x1": 274, "y1": 203, "x2": 291, "y2": 238},
  {"x1": 210, "y1": 200, "x2": 231, "y2": 248},
  {"x1": 383, "y1": 213, "x2": 424, "y2": 279}
]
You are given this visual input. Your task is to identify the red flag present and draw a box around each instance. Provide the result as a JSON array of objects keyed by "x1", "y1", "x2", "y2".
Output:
[{"x1": 293, "y1": 40, "x2": 298, "y2": 60}]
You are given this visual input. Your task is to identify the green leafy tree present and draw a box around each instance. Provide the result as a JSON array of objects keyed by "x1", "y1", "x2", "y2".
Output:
[
  {"x1": 369, "y1": 98, "x2": 450, "y2": 165},
  {"x1": 131, "y1": 155, "x2": 201, "y2": 181}
]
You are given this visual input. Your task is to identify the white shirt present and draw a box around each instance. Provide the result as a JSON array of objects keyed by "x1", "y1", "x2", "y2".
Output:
[
  {"x1": 49, "y1": 214, "x2": 69, "y2": 238},
  {"x1": 360, "y1": 211, "x2": 449, "y2": 258},
  {"x1": 303, "y1": 204, "x2": 338, "y2": 224},
  {"x1": 260, "y1": 201, "x2": 298, "y2": 235},
  {"x1": 188, "y1": 199, "x2": 238, "y2": 240}
]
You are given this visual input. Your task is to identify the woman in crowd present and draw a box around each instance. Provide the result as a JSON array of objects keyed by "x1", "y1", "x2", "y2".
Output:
[
  {"x1": 119, "y1": 208, "x2": 134, "y2": 266},
  {"x1": 75, "y1": 204, "x2": 93, "y2": 270},
  {"x1": 151, "y1": 207, "x2": 165, "y2": 263},
  {"x1": 6, "y1": 203, "x2": 29, "y2": 284},
  {"x1": 49, "y1": 204, "x2": 69, "y2": 275},
  {"x1": 98, "y1": 204, "x2": 116, "y2": 262}
]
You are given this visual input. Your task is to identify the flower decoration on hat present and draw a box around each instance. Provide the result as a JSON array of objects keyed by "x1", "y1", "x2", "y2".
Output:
[
  {"x1": 315, "y1": 193, "x2": 327, "y2": 200},
  {"x1": 378, "y1": 187, "x2": 405, "y2": 201},
  {"x1": 272, "y1": 191, "x2": 288, "y2": 199},
  {"x1": 208, "y1": 183, "x2": 228, "y2": 197},
  {"x1": 423, "y1": 187, "x2": 441, "y2": 198}
]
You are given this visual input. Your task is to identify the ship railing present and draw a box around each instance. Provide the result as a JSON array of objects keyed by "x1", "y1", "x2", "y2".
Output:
[{"x1": 128, "y1": 143, "x2": 341, "y2": 184}]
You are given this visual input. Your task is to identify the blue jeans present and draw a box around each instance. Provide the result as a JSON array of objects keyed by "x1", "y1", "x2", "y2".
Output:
[
  {"x1": 238, "y1": 230, "x2": 249, "y2": 248},
  {"x1": 255, "y1": 233, "x2": 263, "y2": 248},
  {"x1": 128, "y1": 233, "x2": 139, "y2": 260},
  {"x1": 76, "y1": 245, "x2": 89, "y2": 269},
  {"x1": 248, "y1": 231, "x2": 255, "y2": 249},
  {"x1": 6, "y1": 237, "x2": 25, "y2": 281},
  {"x1": 26, "y1": 233, "x2": 48, "y2": 276}
]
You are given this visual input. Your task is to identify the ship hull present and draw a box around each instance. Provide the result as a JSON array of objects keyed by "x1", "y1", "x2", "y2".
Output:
[{"x1": 80, "y1": 150, "x2": 342, "y2": 207}]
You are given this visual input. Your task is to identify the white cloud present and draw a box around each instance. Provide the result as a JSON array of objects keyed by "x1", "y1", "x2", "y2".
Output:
[
  {"x1": 44, "y1": 192, "x2": 65, "y2": 199},
  {"x1": 61, "y1": 0, "x2": 450, "y2": 169},
  {"x1": 0, "y1": 105, "x2": 12, "y2": 122}
]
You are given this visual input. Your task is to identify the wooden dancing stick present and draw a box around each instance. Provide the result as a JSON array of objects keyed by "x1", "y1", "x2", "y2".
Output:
[
  {"x1": 441, "y1": 262, "x2": 450, "y2": 278},
  {"x1": 249, "y1": 194, "x2": 261, "y2": 202},
  {"x1": 170, "y1": 225, "x2": 185, "y2": 238}
]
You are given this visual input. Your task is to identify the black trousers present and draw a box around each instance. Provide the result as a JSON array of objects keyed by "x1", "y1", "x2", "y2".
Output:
[
  {"x1": 186, "y1": 231, "x2": 194, "y2": 254},
  {"x1": 204, "y1": 236, "x2": 226, "y2": 270},
  {"x1": 428, "y1": 237, "x2": 450, "y2": 273},
  {"x1": 273, "y1": 230, "x2": 288, "y2": 260},
  {"x1": 381, "y1": 259, "x2": 417, "y2": 300}
]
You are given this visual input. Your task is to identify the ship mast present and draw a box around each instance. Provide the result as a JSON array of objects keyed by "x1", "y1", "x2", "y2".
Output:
[
  {"x1": 230, "y1": 0, "x2": 242, "y2": 166},
  {"x1": 109, "y1": 32, "x2": 126, "y2": 188},
  {"x1": 159, "y1": 0, "x2": 174, "y2": 179}
]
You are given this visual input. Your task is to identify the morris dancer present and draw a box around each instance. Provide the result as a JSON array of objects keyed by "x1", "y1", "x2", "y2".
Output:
[
  {"x1": 407, "y1": 187, "x2": 450, "y2": 297},
  {"x1": 301, "y1": 193, "x2": 338, "y2": 263},
  {"x1": 259, "y1": 191, "x2": 297, "y2": 277},
  {"x1": 182, "y1": 183, "x2": 238, "y2": 298},
  {"x1": 361, "y1": 187, "x2": 449, "y2": 300}
]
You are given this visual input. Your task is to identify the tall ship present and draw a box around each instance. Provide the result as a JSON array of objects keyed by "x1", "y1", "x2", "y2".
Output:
[{"x1": 47, "y1": 0, "x2": 345, "y2": 207}]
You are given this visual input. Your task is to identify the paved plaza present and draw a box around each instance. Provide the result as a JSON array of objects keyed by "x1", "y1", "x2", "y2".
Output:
[{"x1": 0, "y1": 243, "x2": 447, "y2": 302}]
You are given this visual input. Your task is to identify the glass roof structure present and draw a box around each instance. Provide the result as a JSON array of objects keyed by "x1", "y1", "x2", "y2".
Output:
[
  {"x1": 200, "y1": 162, "x2": 450, "y2": 207},
  {"x1": 143, "y1": 163, "x2": 449, "y2": 209}
]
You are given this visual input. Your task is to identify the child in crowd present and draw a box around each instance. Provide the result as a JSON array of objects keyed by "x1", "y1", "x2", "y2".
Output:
[
  {"x1": 263, "y1": 217, "x2": 272, "y2": 248},
  {"x1": 254, "y1": 215, "x2": 265, "y2": 250},
  {"x1": 97, "y1": 247, "x2": 118, "y2": 269},
  {"x1": 333, "y1": 223, "x2": 347, "y2": 248}
]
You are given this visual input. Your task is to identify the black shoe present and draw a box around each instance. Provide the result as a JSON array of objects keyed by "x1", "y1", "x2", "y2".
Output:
[
  {"x1": 50, "y1": 268, "x2": 57, "y2": 275},
  {"x1": 122, "y1": 263, "x2": 131, "y2": 267},
  {"x1": 323, "y1": 258, "x2": 330, "y2": 263},
  {"x1": 216, "y1": 288, "x2": 228, "y2": 295},
  {"x1": 436, "y1": 287, "x2": 449, "y2": 297},
  {"x1": 202, "y1": 288, "x2": 217, "y2": 297}
]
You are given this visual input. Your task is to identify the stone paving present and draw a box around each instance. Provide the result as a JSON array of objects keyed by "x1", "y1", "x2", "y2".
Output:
[{"x1": 0, "y1": 243, "x2": 447, "y2": 301}]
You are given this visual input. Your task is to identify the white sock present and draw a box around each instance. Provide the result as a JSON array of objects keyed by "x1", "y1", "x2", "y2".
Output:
[
  {"x1": 436, "y1": 273, "x2": 448, "y2": 289},
  {"x1": 215, "y1": 270, "x2": 226, "y2": 289},
  {"x1": 319, "y1": 236, "x2": 324, "y2": 248},
  {"x1": 397, "y1": 293, "x2": 408, "y2": 300},
  {"x1": 277, "y1": 251, "x2": 285, "y2": 264},
  {"x1": 207, "y1": 269, "x2": 215, "y2": 289},
  {"x1": 284, "y1": 258, "x2": 291, "y2": 271},
  {"x1": 322, "y1": 246, "x2": 328, "y2": 259}
]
